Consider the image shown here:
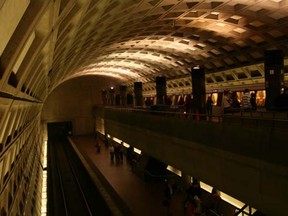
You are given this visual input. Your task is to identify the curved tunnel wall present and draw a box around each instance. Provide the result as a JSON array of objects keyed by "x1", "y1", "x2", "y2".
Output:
[{"x1": 99, "y1": 108, "x2": 288, "y2": 216}]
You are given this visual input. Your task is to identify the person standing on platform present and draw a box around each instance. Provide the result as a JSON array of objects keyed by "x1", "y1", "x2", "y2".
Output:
[
  {"x1": 104, "y1": 132, "x2": 109, "y2": 147},
  {"x1": 274, "y1": 87, "x2": 288, "y2": 110},
  {"x1": 222, "y1": 90, "x2": 231, "y2": 114},
  {"x1": 185, "y1": 95, "x2": 193, "y2": 118},
  {"x1": 231, "y1": 91, "x2": 240, "y2": 108},
  {"x1": 242, "y1": 89, "x2": 251, "y2": 110},
  {"x1": 184, "y1": 196, "x2": 197, "y2": 216},
  {"x1": 109, "y1": 144, "x2": 115, "y2": 163},
  {"x1": 250, "y1": 92, "x2": 257, "y2": 110},
  {"x1": 126, "y1": 146, "x2": 133, "y2": 166},
  {"x1": 119, "y1": 142, "x2": 124, "y2": 163},
  {"x1": 206, "y1": 96, "x2": 213, "y2": 119},
  {"x1": 163, "y1": 179, "x2": 174, "y2": 216},
  {"x1": 204, "y1": 188, "x2": 221, "y2": 215},
  {"x1": 114, "y1": 143, "x2": 121, "y2": 164},
  {"x1": 95, "y1": 136, "x2": 101, "y2": 153}
]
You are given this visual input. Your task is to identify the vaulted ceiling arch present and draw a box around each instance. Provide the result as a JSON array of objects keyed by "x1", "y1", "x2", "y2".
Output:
[{"x1": 1, "y1": 0, "x2": 288, "y2": 101}]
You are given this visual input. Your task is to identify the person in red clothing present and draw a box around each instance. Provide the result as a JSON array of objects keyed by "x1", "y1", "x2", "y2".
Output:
[{"x1": 184, "y1": 197, "x2": 197, "y2": 216}]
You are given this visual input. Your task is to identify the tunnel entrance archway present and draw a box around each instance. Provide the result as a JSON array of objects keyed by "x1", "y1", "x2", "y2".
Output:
[{"x1": 47, "y1": 121, "x2": 73, "y2": 138}]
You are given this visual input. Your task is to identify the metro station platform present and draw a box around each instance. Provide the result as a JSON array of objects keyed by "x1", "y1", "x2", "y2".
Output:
[{"x1": 69, "y1": 135, "x2": 186, "y2": 216}]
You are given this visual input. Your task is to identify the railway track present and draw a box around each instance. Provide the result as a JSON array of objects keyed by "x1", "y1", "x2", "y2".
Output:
[{"x1": 47, "y1": 126, "x2": 112, "y2": 216}]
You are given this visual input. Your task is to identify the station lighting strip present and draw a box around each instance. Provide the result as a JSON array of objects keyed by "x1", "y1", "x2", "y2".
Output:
[
  {"x1": 199, "y1": 181, "x2": 257, "y2": 215},
  {"x1": 111, "y1": 135, "x2": 141, "y2": 154},
  {"x1": 41, "y1": 140, "x2": 48, "y2": 216}
]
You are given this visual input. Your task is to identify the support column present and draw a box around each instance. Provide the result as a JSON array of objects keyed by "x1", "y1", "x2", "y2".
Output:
[
  {"x1": 119, "y1": 85, "x2": 127, "y2": 106},
  {"x1": 264, "y1": 50, "x2": 285, "y2": 110},
  {"x1": 191, "y1": 66, "x2": 206, "y2": 115},
  {"x1": 134, "y1": 82, "x2": 143, "y2": 107},
  {"x1": 115, "y1": 94, "x2": 120, "y2": 106},
  {"x1": 127, "y1": 92, "x2": 134, "y2": 106},
  {"x1": 108, "y1": 87, "x2": 115, "y2": 105},
  {"x1": 156, "y1": 76, "x2": 167, "y2": 105},
  {"x1": 101, "y1": 89, "x2": 107, "y2": 105}
]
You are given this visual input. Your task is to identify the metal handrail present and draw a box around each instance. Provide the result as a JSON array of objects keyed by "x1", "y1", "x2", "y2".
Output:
[{"x1": 103, "y1": 105, "x2": 288, "y2": 122}]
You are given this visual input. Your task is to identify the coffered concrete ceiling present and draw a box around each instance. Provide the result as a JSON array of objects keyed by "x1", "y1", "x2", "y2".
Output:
[{"x1": 1, "y1": 0, "x2": 288, "y2": 100}]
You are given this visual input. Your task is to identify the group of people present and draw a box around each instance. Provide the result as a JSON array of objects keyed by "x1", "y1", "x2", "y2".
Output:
[
  {"x1": 109, "y1": 142, "x2": 124, "y2": 164},
  {"x1": 184, "y1": 181, "x2": 222, "y2": 216},
  {"x1": 274, "y1": 87, "x2": 288, "y2": 109},
  {"x1": 222, "y1": 89, "x2": 257, "y2": 113},
  {"x1": 183, "y1": 180, "x2": 202, "y2": 216},
  {"x1": 162, "y1": 178, "x2": 222, "y2": 216},
  {"x1": 95, "y1": 135, "x2": 137, "y2": 169}
]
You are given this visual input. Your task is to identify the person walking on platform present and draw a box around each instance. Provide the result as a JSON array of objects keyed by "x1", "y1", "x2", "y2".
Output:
[
  {"x1": 114, "y1": 143, "x2": 121, "y2": 164},
  {"x1": 119, "y1": 143, "x2": 124, "y2": 163},
  {"x1": 109, "y1": 144, "x2": 115, "y2": 163},
  {"x1": 104, "y1": 132, "x2": 109, "y2": 147}
]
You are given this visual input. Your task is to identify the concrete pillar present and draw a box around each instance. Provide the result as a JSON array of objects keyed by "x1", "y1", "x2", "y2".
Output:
[
  {"x1": 156, "y1": 76, "x2": 167, "y2": 105},
  {"x1": 101, "y1": 89, "x2": 107, "y2": 105},
  {"x1": 115, "y1": 94, "x2": 120, "y2": 106},
  {"x1": 264, "y1": 50, "x2": 285, "y2": 110},
  {"x1": 134, "y1": 82, "x2": 143, "y2": 106},
  {"x1": 127, "y1": 93, "x2": 134, "y2": 106},
  {"x1": 108, "y1": 87, "x2": 115, "y2": 105},
  {"x1": 119, "y1": 85, "x2": 127, "y2": 106},
  {"x1": 191, "y1": 66, "x2": 206, "y2": 115}
]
